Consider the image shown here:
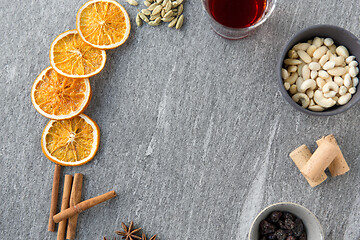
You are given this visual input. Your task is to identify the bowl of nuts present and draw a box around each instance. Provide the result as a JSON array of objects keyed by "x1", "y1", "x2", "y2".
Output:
[
  {"x1": 278, "y1": 25, "x2": 360, "y2": 115},
  {"x1": 248, "y1": 202, "x2": 324, "y2": 240}
]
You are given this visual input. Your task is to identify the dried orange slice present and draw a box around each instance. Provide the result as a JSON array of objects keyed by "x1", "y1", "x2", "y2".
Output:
[
  {"x1": 50, "y1": 29, "x2": 106, "y2": 78},
  {"x1": 31, "y1": 67, "x2": 91, "y2": 120},
  {"x1": 76, "y1": 0, "x2": 131, "y2": 49},
  {"x1": 41, "y1": 114, "x2": 100, "y2": 166}
]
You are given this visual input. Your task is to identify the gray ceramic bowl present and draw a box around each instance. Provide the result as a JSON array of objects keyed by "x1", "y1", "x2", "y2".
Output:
[
  {"x1": 278, "y1": 24, "x2": 360, "y2": 116},
  {"x1": 248, "y1": 202, "x2": 324, "y2": 240}
]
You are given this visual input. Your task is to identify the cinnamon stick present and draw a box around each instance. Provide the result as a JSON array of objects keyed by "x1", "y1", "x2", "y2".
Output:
[
  {"x1": 57, "y1": 175, "x2": 73, "y2": 240},
  {"x1": 301, "y1": 140, "x2": 339, "y2": 181},
  {"x1": 289, "y1": 144, "x2": 327, "y2": 187},
  {"x1": 48, "y1": 164, "x2": 61, "y2": 232},
  {"x1": 66, "y1": 173, "x2": 84, "y2": 240},
  {"x1": 53, "y1": 190, "x2": 116, "y2": 223},
  {"x1": 316, "y1": 134, "x2": 350, "y2": 177}
]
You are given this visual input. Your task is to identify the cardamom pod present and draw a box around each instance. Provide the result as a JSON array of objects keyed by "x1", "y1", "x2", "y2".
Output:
[{"x1": 176, "y1": 14, "x2": 184, "y2": 29}]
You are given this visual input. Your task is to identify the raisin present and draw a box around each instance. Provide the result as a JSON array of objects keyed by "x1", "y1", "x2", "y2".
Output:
[
  {"x1": 286, "y1": 236, "x2": 296, "y2": 240},
  {"x1": 284, "y1": 219, "x2": 295, "y2": 230},
  {"x1": 292, "y1": 218, "x2": 304, "y2": 237},
  {"x1": 260, "y1": 220, "x2": 276, "y2": 235},
  {"x1": 274, "y1": 229, "x2": 287, "y2": 240},
  {"x1": 299, "y1": 232, "x2": 307, "y2": 240},
  {"x1": 283, "y1": 212, "x2": 295, "y2": 221},
  {"x1": 270, "y1": 211, "x2": 283, "y2": 223},
  {"x1": 267, "y1": 234, "x2": 277, "y2": 240},
  {"x1": 278, "y1": 220, "x2": 286, "y2": 229}
]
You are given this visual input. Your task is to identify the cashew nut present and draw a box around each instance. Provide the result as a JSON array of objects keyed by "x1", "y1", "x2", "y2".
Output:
[
  {"x1": 285, "y1": 72, "x2": 298, "y2": 84},
  {"x1": 314, "y1": 90, "x2": 336, "y2": 108},
  {"x1": 324, "y1": 91, "x2": 337, "y2": 98},
  {"x1": 334, "y1": 76, "x2": 344, "y2": 86},
  {"x1": 288, "y1": 65, "x2": 297, "y2": 73},
  {"x1": 282, "y1": 68, "x2": 290, "y2": 79},
  {"x1": 306, "y1": 89, "x2": 314, "y2": 99},
  {"x1": 288, "y1": 49, "x2": 298, "y2": 59},
  {"x1": 338, "y1": 93, "x2": 352, "y2": 105},
  {"x1": 319, "y1": 55, "x2": 329, "y2": 66},
  {"x1": 316, "y1": 77, "x2": 326, "y2": 89},
  {"x1": 298, "y1": 50, "x2": 312, "y2": 63},
  {"x1": 308, "y1": 105, "x2": 325, "y2": 112},
  {"x1": 344, "y1": 74, "x2": 352, "y2": 88},
  {"x1": 292, "y1": 93, "x2": 310, "y2": 108},
  {"x1": 339, "y1": 86, "x2": 347, "y2": 96},
  {"x1": 284, "y1": 82, "x2": 290, "y2": 90},
  {"x1": 324, "y1": 38, "x2": 334, "y2": 47},
  {"x1": 299, "y1": 79, "x2": 316, "y2": 93},
  {"x1": 346, "y1": 56, "x2": 355, "y2": 64},
  {"x1": 296, "y1": 77, "x2": 304, "y2": 92},
  {"x1": 349, "y1": 87, "x2": 356, "y2": 94},
  {"x1": 311, "y1": 70, "x2": 318, "y2": 79},
  {"x1": 323, "y1": 81, "x2": 339, "y2": 94},
  {"x1": 307, "y1": 45, "x2": 317, "y2": 57},
  {"x1": 353, "y1": 77, "x2": 359, "y2": 87},
  {"x1": 336, "y1": 46, "x2": 350, "y2": 58},
  {"x1": 289, "y1": 85, "x2": 297, "y2": 95},
  {"x1": 302, "y1": 65, "x2": 311, "y2": 80}
]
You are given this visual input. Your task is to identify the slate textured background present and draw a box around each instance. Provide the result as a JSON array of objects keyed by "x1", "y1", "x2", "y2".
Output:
[{"x1": 0, "y1": 0, "x2": 359, "y2": 239}]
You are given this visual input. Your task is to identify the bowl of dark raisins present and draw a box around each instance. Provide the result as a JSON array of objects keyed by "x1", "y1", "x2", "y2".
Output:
[{"x1": 248, "y1": 202, "x2": 324, "y2": 240}]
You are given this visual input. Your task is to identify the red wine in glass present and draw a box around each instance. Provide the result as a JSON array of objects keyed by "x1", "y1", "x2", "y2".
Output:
[{"x1": 209, "y1": 0, "x2": 267, "y2": 28}]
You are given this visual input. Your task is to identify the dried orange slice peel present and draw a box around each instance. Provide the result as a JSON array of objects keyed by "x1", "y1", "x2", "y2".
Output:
[
  {"x1": 76, "y1": 0, "x2": 131, "y2": 49},
  {"x1": 50, "y1": 29, "x2": 106, "y2": 78},
  {"x1": 31, "y1": 67, "x2": 91, "y2": 120},
  {"x1": 41, "y1": 114, "x2": 100, "y2": 166}
]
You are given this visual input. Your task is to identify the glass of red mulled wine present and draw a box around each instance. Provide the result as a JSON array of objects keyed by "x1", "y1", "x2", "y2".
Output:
[{"x1": 202, "y1": 0, "x2": 276, "y2": 39}]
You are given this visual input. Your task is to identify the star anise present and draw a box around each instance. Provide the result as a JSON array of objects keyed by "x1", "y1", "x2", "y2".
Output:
[
  {"x1": 141, "y1": 233, "x2": 157, "y2": 240},
  {"x1": 115, "y1": 221, "x2": 141, "y2": 240}
]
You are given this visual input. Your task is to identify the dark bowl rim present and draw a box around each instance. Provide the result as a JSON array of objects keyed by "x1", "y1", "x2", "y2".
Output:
[{"x1": 277, "y1": 24, "x2": 360, "y2": 116}]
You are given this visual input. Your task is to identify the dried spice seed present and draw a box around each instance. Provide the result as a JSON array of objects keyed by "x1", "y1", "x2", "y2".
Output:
[
  {"x1": 162, "y1": 17, "x2": 174, "y2": 22},
  {"x1": 152, "y1": 5, "x2": 163, "y2": 15},
  {"x1": 136, "y1": 13, "x2": 143, "y2": 26},
  {"x1": 148, "y1": 3, "x2": 159, "y2": 10},
  {"x1": 150, "y1": 14, "x2": 160, "y2": 20},
  {"x1": 165, "y1": 1, "x2": 172, "y2": 12},
  {"x1": 127, "y1": 0, "x2": 139, "y2": 6},
  {"x1": 139, "y1": 12, "x2": 150, "y2": 23},
  {"x1": 175, "y1": 14, "x2": 184, "y2": 29},
  {"x1": 154, "y1": 17, "x2": 161, "y2": 24},
  {"x1": 148, "y1": 21, "x2": 160, "y2": 26},
  {"x1": 177, "y1": 4, "x2": 183, "y2": 15},
  {"x1": 163, "y1": 10, "x2": 173, "y2": 18},
  {"x1": 168, "y1": 17, "x2": 177, "y2": 27},
  {"x1": 144, "y1": 0, "x2": 151, "y2": 7},
  {"x1": 141, "y1": 9, "x2": 151, "y2": 15},
  {"x1": 161, "y1": 8, "x2": 166, "y2": 17},
  {"x1": 156, "y1": 0, "x2": 162, "y2": 4}
]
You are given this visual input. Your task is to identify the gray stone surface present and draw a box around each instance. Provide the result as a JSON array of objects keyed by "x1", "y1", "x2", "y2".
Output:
[{"x1": 0, "y1": 0, "x2": 359, "y2": 239}]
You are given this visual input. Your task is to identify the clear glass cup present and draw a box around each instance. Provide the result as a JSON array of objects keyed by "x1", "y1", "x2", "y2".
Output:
[{"x1": 202, "y1": 0, "x2": 277, "y2": 40}]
